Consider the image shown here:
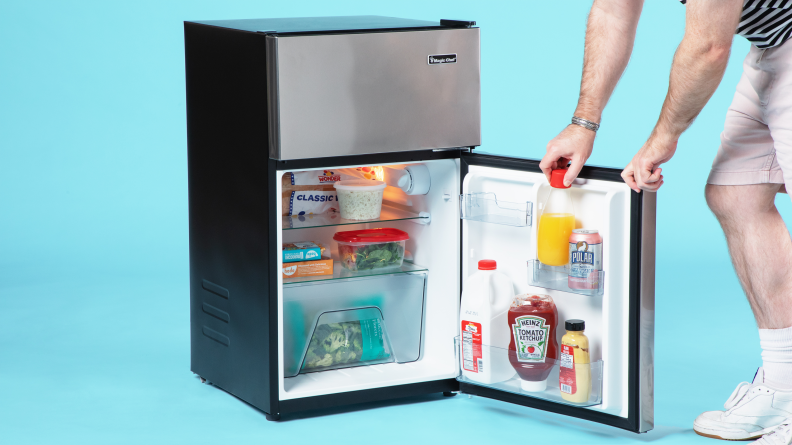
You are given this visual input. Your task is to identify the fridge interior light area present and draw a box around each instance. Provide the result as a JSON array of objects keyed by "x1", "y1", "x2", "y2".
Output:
[
  {"x1": 184, "y1": 16, "x2": 654, "y2": 434},
  {"x1": 276, "y1": 157, "x2": 647, "y2": 424}
]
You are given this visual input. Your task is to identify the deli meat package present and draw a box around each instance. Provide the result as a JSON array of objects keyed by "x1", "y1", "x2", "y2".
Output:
[{"x1": 281, "y1": 167, "x2": 382, "y2": 216}]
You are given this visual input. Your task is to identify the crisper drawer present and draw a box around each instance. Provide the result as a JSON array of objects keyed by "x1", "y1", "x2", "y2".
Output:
[
  {"x1": 282, "y1": 271, "x2": 428, "y2": 377},
  {"x1": 266, "y1": 28, "x2": 481, "y2": 160}
]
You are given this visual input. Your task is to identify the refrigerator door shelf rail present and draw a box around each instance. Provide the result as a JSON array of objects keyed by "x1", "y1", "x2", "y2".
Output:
[
  {"x1": 283, "y1": 205, "x2": 429, "y2": 230},
  {"x1": 454, "y1": 336, "x2": 603, "y2": 407},
  {"x1": 527, "y1": 260, "x2": 605, "y2": 297},
  {"x1": 283, "y1": 261, "x2": 428, "y2": 286},
  {"x1": 459, "y1": 193, "x2": 533, "y2": 227}
]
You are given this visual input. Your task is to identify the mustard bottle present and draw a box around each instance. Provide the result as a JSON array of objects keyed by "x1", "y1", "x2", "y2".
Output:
[{"x1": 559, "y1": 319, "x2": 591, "y2": 403}]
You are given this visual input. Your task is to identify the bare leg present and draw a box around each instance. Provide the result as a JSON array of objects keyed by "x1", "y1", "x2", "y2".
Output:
[{"x1": 706, "y1": 184, "x2": 792, "y2": 329}]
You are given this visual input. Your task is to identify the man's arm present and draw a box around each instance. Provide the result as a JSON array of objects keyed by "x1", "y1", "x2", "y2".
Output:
[
  {"x1": 622, "y1": 0, "x2": 743, "y2": 192},
  {"x1": 540, "y1": 0, "x2": 644, "y2": 186}
]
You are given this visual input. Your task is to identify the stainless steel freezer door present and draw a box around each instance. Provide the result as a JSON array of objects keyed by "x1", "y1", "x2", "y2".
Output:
[{"x1": 266, "y1": 28, "x2": 481, "y2": 160}]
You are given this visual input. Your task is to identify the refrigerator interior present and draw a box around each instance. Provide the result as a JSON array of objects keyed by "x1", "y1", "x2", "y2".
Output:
[
  {"x1": 276, "y1": 157, "x2": 633, "y2": 420},
  {"x1": 277, "y1": 159, "x2": 462, "y2": 400}
]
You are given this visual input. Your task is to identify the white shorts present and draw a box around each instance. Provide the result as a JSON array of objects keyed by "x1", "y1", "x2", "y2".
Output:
[{"x1": 708, "y1": 41, "x2": 792, "y2": 188}]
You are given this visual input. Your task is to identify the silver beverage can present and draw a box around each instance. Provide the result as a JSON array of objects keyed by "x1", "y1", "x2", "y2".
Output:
[{"x1": 568, "y1": 229, "x2": 603, "y2": 290}]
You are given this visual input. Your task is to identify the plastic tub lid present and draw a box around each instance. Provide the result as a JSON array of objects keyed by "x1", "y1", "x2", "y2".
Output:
[
  {"x1": 333, "y1": 179, "x2": 386, "y2": 191},
  {"x1": 333, "y1": 228, "x2": 409, "y2": 243}
]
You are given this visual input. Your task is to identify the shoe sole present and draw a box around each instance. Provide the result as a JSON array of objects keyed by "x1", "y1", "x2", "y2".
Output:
[{"x1": 694, "y1": 430, "x2": 762, "y2": 441}]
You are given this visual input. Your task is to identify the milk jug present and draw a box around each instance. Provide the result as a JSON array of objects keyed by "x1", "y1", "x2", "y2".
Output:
[{"x1": 460, "y1": 259, "x2": 517, "y2": 384}]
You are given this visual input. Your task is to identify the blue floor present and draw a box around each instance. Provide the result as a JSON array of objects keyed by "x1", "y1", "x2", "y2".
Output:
[
  {"x1": 0, "y1": 258, "x2": 761, "y2": 445},
  {"x1": 0, "y1": 0, "x2": 782, "y2": 443}
]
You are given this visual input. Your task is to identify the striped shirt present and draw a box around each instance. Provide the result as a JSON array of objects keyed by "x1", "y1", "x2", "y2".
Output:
[{"x1": 680, "y1": 0, "x2": 792, "y2": 49}]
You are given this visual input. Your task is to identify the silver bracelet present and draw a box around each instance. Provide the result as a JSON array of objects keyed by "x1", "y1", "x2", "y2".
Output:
[{"x1": 571, "y1": 116, "x2": 600, "y2": 132}]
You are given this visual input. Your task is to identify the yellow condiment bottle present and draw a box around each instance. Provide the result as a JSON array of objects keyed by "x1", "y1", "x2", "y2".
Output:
[{"x1": 559, "y1": 319, "x2": 591, "y2": 403}]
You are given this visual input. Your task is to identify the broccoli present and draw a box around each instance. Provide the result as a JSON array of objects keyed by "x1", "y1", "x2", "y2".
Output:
[{"x1": 301, "y1": 319, "x2": 388, "y2": 372}]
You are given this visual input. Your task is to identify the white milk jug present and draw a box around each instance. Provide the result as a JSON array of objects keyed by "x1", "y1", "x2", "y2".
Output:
[{"x1": 460, "y1": 259, "x2": 517, "y2": 384}]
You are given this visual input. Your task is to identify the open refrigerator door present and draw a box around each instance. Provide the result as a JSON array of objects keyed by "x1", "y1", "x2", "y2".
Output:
[{"x1": 458, "y1": 152, "x2": 654, "y2": 432}]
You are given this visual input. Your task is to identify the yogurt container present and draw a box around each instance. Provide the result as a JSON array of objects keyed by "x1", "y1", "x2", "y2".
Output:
[{"x1": 333, "y1": 179, "x2": 387, "y2": 220}]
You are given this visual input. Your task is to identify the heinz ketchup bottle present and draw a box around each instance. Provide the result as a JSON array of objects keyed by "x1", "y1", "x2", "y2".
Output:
[{"x1": 508, "y1": 294, "x2": 559, "y2": 392}]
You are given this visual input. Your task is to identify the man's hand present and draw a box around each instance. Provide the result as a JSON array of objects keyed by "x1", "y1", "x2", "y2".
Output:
[
  {"x1": 622, "y1": 136, "x2": 677, "y2": 192},
  {"x1": 540, "y1": 125, "x2": 595, "y2": 186},
  {"x1": 621, "y1": 0, "x2": 741, "y2": 192},
  {"x1": 539, "y1": 0, "x2": 644, "y2": 185}
]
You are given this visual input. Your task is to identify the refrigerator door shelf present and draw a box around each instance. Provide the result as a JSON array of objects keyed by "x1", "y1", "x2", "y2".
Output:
[
  {"x1": 460, "y1": 192, "x2": 533, "y2": 227},
  {"x1": 528, "y1": 260, "x2": 605, "y2": 297},
  {"x1": 282, "y1": 204, "x2": 430, "y2": 230},
  {"x1": 283, "y1": 261, "x2": 428, "y2": 286},
  {"x1": 454, "y1": 336, "x2": 604, "y2": 408}
]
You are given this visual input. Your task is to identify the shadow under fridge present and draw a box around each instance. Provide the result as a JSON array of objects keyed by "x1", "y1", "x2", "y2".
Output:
[{"x1": 184, "y1": 16, "x2": 655, "y2": 432}]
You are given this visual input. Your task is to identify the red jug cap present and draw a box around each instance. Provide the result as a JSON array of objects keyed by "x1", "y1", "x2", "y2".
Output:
[
  {"x1": 478, "y1": 259, "x2": 497, "y2": 270},
  {"x1": 550, "y1": 169, "x2": 571, "y2": 189}
]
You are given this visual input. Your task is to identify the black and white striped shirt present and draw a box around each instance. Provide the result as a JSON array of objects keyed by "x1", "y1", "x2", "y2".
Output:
[{"x1": 680, "y1": 0, "x2": 792, "y2": 49}]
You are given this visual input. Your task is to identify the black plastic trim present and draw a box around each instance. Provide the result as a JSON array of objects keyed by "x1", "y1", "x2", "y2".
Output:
[
  {"x1": 459, "y1": 151, "x2": 644, "y2": 433},
  {"x1": 278, "y1": 379, "x2": 459, "y2": 416},
  {"x1": 440, "y1": 19, "x2": 476, "y2": 28},
  {"x1": 267, "y1": 158, "x2": 281, "y2": 417},
  {"x1": 271, "y1": 149, "x2": 464, "y2": 171}
]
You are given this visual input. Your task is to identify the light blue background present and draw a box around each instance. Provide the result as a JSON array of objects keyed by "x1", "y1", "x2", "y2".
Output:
[{"x1": 1, "y1": 1, "x2": 786, "y2": 444}]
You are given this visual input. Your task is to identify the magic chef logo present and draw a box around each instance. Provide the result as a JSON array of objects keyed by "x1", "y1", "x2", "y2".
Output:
[
  {"x1": 428, "y1": 54, "x2": 457, "y2": 65},
  {"x1": 571, "y1": 241, "x2": 594, "y2": 265}
]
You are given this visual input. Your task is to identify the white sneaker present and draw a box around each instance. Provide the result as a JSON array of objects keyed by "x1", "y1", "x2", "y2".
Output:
[
  {"x1": 753, "y1": 419, "x2": 792, "y2": 445},
  {"x1": 694, "y1": 368, "x2": 792, "y2": 440}
]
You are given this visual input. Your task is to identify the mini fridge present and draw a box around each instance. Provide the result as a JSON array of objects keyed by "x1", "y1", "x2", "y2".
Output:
[{"x1": 184, "y1": 16, "x2": 655, "y2": 433}]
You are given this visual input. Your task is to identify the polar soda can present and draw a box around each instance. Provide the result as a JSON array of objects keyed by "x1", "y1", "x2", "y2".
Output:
[{"x1": 568, "y1": 230, "x2": 603, "y2": 290}]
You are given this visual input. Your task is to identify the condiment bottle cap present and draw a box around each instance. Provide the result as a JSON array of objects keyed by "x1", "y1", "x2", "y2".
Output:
[
  {"x1": 478, "y1": 259, "x2": 497, "y2": 270},
  {"x1": 565, "y1": 319, "x2": 585, "y2": 331}
]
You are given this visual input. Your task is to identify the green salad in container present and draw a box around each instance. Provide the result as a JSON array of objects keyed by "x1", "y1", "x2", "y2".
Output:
[{"x1": 333, "y1": 228, "x2": 409, "y2": 271}]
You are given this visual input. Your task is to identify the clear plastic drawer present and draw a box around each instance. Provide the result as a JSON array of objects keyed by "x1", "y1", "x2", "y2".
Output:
[{"x1": 283, "y1": 271, "x2": 428, "y2": 377}]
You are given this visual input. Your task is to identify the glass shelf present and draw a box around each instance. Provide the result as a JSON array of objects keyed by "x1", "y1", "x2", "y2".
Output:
[
  {"x1": 460, "y1": 193, "x2": 533, "y2": 227},
  {"x1": 527, "y1": 260, "x2": 604, "y2": 296},
  {"x1": 454, "y1": 336, "x2": 603, "y2": 407},
  {"x1": 283, "y1": 261, "x2": 428, "y2": 286},
  {"x1": 283, "y1": 205, "x2": 429, "y2": 230}
]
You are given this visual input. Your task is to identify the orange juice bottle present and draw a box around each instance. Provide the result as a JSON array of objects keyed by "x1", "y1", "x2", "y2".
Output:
[{"x1": 538, "y1": 166, "x2": 575, "y2": 266}]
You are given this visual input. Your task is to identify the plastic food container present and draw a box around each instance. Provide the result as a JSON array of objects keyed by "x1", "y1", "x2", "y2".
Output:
[
  {"x1": 333, "y1": 228, "x2": 409, "y2": 271},
  {"x1": 333, "y1": 179, "x2": 387, "y2": 220}
]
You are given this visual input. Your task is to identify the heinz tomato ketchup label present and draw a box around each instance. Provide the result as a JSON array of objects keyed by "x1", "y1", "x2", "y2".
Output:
[
  {"x1": 511, "y1": 316, "x2": 550, "y2": 362},
  {"x1": 461, "y1": 321, "x2": 483, "y2": 373}
]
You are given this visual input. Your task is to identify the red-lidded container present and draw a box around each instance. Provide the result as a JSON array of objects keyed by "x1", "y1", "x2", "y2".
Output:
[{"x1": 333, "y1": 228, "x2": 409, "y2": 271}]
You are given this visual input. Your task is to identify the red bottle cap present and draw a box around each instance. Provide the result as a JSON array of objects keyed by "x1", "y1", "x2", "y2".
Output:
[
  {"x1": 550, "y1": 168, "x2": 571, "y2": 189},
  {"x1": 478, "y1": 259, "x2": 497, "y2": 270}
]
